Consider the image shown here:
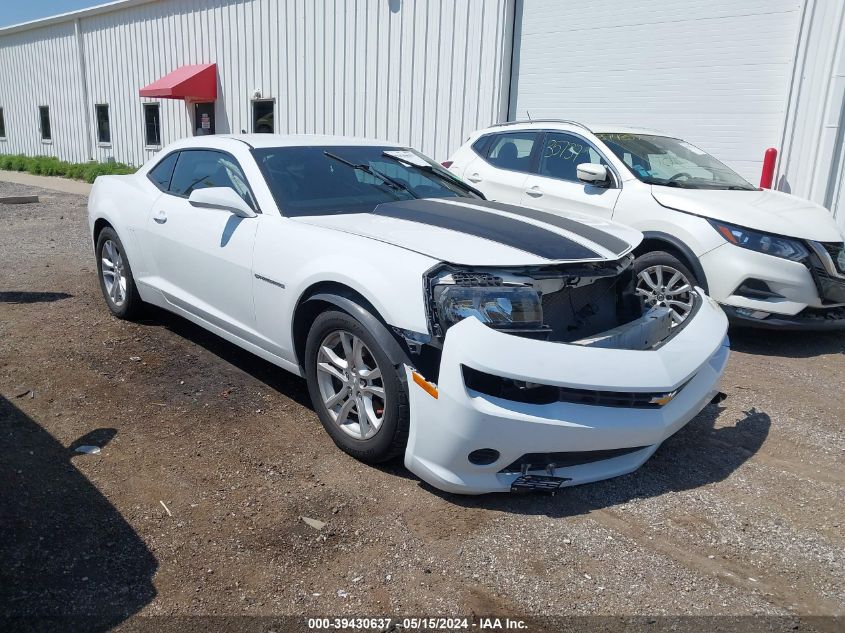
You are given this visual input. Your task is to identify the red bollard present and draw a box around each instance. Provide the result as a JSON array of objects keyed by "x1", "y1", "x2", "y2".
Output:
[{"x1": 760, "y1": 147, "x2": 777, "y2": 189}]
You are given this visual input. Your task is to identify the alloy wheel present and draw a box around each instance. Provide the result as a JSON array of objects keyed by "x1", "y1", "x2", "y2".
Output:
[
  {"x1": 101, "y1": 239, "x2": 127, "y2": 307},
  {"x1": 315, "y1": 330, "x2": 386, "y2": 440},
  {"x1": 635, "y1": 264, "x2": 694, "y2": 324}
]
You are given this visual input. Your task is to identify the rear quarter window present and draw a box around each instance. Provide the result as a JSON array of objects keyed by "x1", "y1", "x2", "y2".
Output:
[{"x1": 147, "y1": 152, "x2": 179, "y2": 191}]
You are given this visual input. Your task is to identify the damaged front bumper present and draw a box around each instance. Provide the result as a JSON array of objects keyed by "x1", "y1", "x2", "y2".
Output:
[{"x1": 403, "y1": 291, "x2": 730, "y2": 494}]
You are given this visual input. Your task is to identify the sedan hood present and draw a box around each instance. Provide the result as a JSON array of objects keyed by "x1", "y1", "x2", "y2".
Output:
[
  {"x1": 652, "y1": 187, "x2": 843, "y2": 242},
  {"x1": 293, "y1": 198, "x2": 642, "y2": 267}
]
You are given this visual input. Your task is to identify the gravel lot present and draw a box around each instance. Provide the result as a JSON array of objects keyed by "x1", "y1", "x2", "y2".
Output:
[{"x1": 1, "y1": 182, "x2": 843, "y2": 628}]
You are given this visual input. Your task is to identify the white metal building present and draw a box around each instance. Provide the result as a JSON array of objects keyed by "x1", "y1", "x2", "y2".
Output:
[{"x1": 0, "y1": 0, "x2": 843, "y2": 227}]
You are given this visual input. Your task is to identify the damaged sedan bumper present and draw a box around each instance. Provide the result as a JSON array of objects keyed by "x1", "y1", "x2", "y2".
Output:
[{"x1": 403, "y1": 291, "x2": 729, "y2": 495}]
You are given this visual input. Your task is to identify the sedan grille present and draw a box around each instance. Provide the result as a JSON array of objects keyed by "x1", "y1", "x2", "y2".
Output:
[
  {"x1": 462, "y1": 366, "x2": 686, "y2": 409},
  {"x1": 499, "y1": 446, "x2": 650, "y2": 473}
]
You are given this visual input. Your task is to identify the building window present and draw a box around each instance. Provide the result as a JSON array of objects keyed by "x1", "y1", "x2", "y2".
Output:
[
  {"x1": 39, "y1": 106, "x2": 51, "y2": 141},
  {"x1": 96, "y1": 104, "x2": 111, "y2": 145},
  {"x1": 0, "y1": 108, "x2": 6, "y2": 139},
  {"x1": 144, "y1": 103, "x2": 161, "y2": 147},
  {"x1": 252, "y1": 100, "x2": 274, "y2": 133}
]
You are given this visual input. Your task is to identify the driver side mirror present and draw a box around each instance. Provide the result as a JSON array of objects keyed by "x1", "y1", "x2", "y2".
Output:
[
  {"x1": 577, "y1": 163, "x2": 611, "y2": 188},
  {"x1": 189, "y1": 187, "x2": 257, "y2": 218}
]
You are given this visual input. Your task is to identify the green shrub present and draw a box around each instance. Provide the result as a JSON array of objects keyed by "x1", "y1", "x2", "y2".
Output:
[{"x1": 0, "y1": 153, "x2": 137, "y2": 182}]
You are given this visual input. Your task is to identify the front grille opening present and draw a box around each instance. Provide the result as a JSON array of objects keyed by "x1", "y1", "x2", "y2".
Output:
[
  {"x1": 734, "y1": 278, "x2": 784, "y2": 300},
  {"x1": 499, "y1": 447, "x2": 650, "y2": 474},
  {"x1": 462, "y1": 366, "x2": 684, "y2": 409},
  {"x1": 468, "y1": 448, "x2": 500, "y2": 465}
]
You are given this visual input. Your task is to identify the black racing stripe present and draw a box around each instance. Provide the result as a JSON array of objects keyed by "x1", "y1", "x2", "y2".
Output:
[
  {"x1": 372, "y1": 199, "x2": 600, "y2": 260},
  {"x1": 474, "y1": 199, "x2": 632, "y2": 256}
]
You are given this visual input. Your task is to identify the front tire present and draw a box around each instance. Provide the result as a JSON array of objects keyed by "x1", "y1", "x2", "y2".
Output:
[
  {"x1": 304, "y1": 310, "x2": 409, "y2": 463},
  {"x1": 96, "y1": 227, "x2": 143, "y2": 320},
  {"x1": 633, "y1": 250, "x2": 698, "y2": 324}
]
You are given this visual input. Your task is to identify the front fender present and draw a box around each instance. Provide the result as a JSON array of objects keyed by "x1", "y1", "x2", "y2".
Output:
[{"x1": 303, "y1": 292, "x2": 412, "y2": 369}]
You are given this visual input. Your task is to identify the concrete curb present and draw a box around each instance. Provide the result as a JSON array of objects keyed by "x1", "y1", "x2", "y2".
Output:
[{"x1": 0, "y1": 170, "x2": 92, "y2": 195}]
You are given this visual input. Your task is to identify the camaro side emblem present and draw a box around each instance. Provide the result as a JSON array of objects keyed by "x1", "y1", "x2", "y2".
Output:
[
  {"x1": 254, "y1": 274, "x2": 285, "y2": 289},
  {"x1": 649, "y1": 391, "x2": 678, "y2": 406}
]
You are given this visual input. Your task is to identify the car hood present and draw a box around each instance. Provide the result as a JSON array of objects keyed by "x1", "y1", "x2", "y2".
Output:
[
  {"x1": 293, "y1": 198, "x2": 642, "y2": 267},
  {"x1": 651, "y1": 187, "x2": 843, "y2": 242}
]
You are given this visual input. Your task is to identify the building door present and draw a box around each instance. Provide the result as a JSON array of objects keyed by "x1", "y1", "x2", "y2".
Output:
[{"x1": 194, "y1": 102, "x2": 215, "y2": 136}]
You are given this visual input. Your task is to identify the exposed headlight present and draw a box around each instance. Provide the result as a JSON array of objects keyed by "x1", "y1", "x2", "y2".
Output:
[
  {"x1": 434, "y1": 284, "x2": 543, "y2": 332},
  {"x1": 709, "y1": 219, "x2": 808, "y2": 261}
]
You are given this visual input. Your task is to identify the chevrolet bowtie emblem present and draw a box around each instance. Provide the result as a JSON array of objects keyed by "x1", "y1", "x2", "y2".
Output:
[{"x1": 649, "y1": 391, "x2": 678, "y2": 406}]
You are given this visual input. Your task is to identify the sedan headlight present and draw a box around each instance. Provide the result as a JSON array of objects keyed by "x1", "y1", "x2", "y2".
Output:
[
  {"x1": 434, "y1": 284, "x2": 543, "y2": 332},
  {"x1": 709, "y1": 219, "x2": 808, "y2": 261}
]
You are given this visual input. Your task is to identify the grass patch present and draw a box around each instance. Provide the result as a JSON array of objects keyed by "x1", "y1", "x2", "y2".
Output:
[{"x1": 0, "y1": 154, "x2": 136, "y2": 183}]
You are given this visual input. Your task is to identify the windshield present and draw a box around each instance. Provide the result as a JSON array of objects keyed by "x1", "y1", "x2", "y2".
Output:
[
  {"x1": 253, "y1": 145, "x2": 480, "y2": 216},
  {"x1": 595, "y1": 133, "x2": 756, "y2": 191}
]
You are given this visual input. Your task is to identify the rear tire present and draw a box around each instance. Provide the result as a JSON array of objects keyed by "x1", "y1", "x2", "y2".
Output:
[
  {"x1": 305, "y1": 310, "x2": 410, "y2": 463},
  {"x1": 95, "y1": 227, "x2": 143, "y2": 320},
  {"x1": 633, "y1": 250, "x2": 699, "y2": 324}
]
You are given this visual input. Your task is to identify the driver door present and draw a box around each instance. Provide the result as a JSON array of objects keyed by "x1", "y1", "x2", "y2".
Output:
[
  {"x1": 520, "y1": 131, "x2": 620, "y2": 220},
  {"x1": 143, "y1": 149, "x2": 259, "y2": 337}
]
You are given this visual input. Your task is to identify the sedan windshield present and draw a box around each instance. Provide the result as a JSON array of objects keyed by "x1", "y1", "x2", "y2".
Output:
[
  {"x1": 253, "y1": 145, "x2": 480, "y2": 216},
  {"x1": 596, "y1": 133, "x2": 756, "y2": 191}
]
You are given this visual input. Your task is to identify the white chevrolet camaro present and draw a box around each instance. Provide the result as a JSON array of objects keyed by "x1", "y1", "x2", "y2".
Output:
[
  {"x1": 88, "y1": 135, "x2": 729, "y2": 494},
  {"x1": 447, "y1": 121, "x2": 845, "y2": 330}
]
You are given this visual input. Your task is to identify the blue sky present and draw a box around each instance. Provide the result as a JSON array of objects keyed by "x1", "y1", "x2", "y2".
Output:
[{"x1": 1, "y1": 0, "x2": 109, "y2": 28}]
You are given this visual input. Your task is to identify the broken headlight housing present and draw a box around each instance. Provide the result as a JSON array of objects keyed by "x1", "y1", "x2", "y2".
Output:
[{"x1": 430, "y1": 270, "x2": 544, "y2": 335}]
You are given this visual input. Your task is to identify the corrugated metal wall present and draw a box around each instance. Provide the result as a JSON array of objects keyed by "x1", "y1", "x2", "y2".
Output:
[
  {"x1": 0, "y1": 22, "x2": 90, "y2": 162},
  {"x1": 0, "y1": 0, "x2": 513, "y2": 167},
  {"x1": 509, "y1": 0, "x2": 804, "y2": 184}
]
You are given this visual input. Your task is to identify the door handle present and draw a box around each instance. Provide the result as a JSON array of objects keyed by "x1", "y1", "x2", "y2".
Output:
[
  {"x1": 466, "y1": 173, "x2": 482, "y2": 183},
  {"x1": 153, "y1": 210, "x2": 168, "y2": 224},
  {"x1": 525, "y1": 186, "x2": 543, "y2": 198}
]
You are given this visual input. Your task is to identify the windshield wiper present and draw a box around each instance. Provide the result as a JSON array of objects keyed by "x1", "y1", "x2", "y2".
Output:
[
  {"x1": 323, "y1": 151, "x2": 416, "y2": 197},
  {"x1": 381, "y1": 151, "x2": 485, "y2": 198}
]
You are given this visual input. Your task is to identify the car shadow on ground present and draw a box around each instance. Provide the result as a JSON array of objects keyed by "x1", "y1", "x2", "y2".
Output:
[
  {"x1": 426, "y1": 404, "x2": 771, "y2": 517},
  {"x1": 0, "y1": 291, "x2": 72, "y2": 304},
  {"x1": 145, "y1": 306, "x2": 312, "y2": 408},
  {"x1": 729, "y1": 327, "x2": 845, "y2": 358},
  {"x1": 0, "y1": 396, "x2": 157, "y2": 630}
]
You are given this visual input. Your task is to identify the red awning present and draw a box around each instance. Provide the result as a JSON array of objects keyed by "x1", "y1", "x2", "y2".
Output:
[{"x1": 139, "y1": 63, "x2": 217, "y2": 101}]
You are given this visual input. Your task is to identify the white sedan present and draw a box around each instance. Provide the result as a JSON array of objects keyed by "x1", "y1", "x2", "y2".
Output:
[
  {"x1": 88, "y1": 134, "x2": 729, "y2": 494},
  {"x1": 446, "y1": 121, "x2": 845, "y2": 329}
]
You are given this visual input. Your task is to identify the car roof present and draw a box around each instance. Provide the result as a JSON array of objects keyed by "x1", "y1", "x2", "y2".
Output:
[
  {"x1": 176, "y1": 134, "x2": 407, "y2": 150},
  {"x1": 482, "y1": 120, "x2": 669, "y2": 137}
]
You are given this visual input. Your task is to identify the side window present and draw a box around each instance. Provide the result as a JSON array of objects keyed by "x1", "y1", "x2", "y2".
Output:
[
  {"x1": 144, "y1": 103, "x2": 161, "y2": 147},
  {"x1": 253, "y1": 100, "x2": 274, "y2": 133},
  {"x1": 537, "y1": 132, "x2": 609, "y2": 183},
  {"x1": 95, "y1": 104, "x2": 111, "y2": 144},
  {"x1": 168, "y1": 150, "x2": 255, "y2": 208},
  {"x1": 485, "y1": 132, "x2": 538, "y2": 172},
  {"x1": 0, "y1": 107, "x2": 6, "y2": 139},
  {"x1": 39, "y1": 106, "x2": 51, "y2": 141},
  {"x1": 147, "y1": 152, "x2": 179, "y2": 191}
]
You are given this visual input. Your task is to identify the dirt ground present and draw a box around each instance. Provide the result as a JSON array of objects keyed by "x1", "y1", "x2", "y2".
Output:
[{"x1": 1, "y1": 182, "x2": 843, "y2": 628}]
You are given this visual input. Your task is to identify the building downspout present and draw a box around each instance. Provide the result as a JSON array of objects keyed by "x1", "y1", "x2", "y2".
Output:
[
  {"x1": 504, "y1": 0, "x2": 523, "y2": 122},
  {"x1": 74, "y1": 18, "x2": 93, "y2": 161}
]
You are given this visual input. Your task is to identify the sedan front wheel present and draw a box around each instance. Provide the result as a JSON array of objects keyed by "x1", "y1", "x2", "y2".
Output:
[
  {"x1": 633, "y1": 251, "x2": 698, "y2": 324},
  {"x1": 305, "y1": 309, "x2": 409, "y2": 463}
]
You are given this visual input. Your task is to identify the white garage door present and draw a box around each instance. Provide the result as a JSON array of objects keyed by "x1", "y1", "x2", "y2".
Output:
[{"x1": 510, "y1": 0, "x2": 805, "y2": 184}]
